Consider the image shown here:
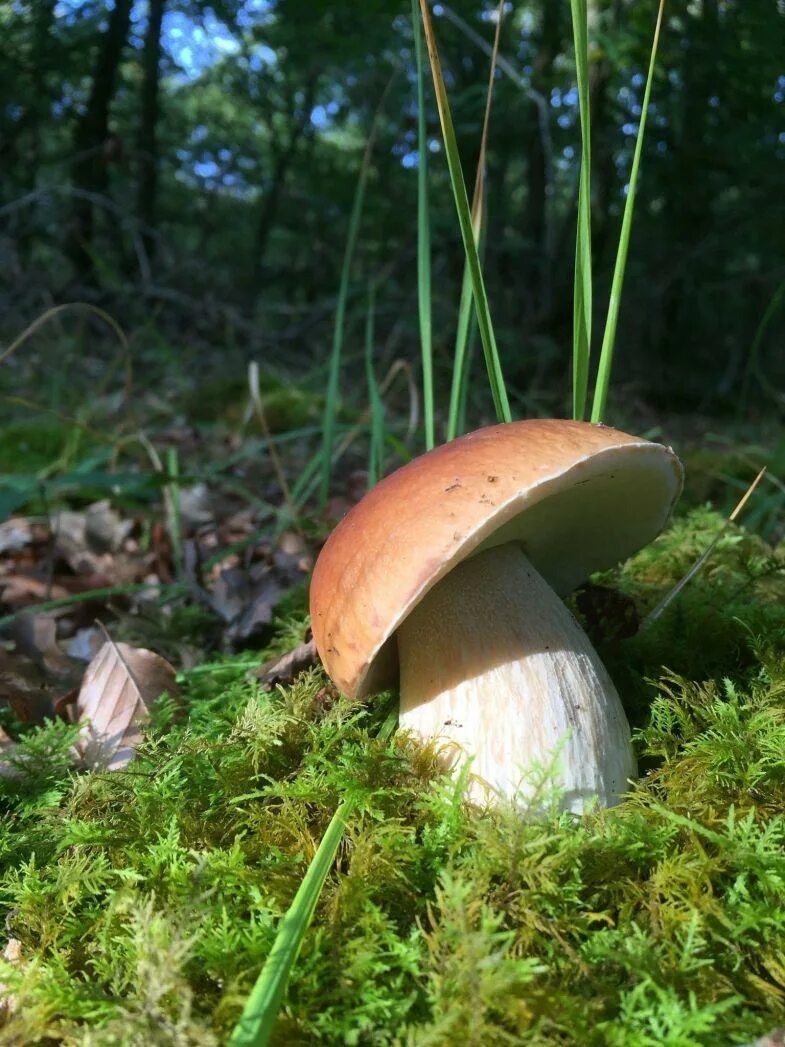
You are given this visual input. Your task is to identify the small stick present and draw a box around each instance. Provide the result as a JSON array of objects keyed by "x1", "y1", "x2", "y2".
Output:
[{"x1": 641, "y1": 465, "x2": 767, "y2": 629}]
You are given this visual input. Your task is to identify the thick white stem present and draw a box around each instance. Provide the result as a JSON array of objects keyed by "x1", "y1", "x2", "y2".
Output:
[{"x1": 397, "y1": 543, "x2": 635, "y2": 810}]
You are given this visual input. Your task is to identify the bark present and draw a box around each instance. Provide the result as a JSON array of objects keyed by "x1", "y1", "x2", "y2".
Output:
[
  {"x1": 137, "y1": 0, "x2": 166, "y2": 264},
  {"x1": 0, "y1": 0, "x2": 58, "y2": 175},
  {"x1": 68, "y1": 0, "x2": 133, "y2": 280}
]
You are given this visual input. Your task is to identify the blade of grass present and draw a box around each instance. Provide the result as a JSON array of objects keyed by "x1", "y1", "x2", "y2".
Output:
[
  {"x1": 411, "y1": 0, "x2": 434, "y2": 449},
  {"x1": 0, "y1": 303, "x2": 128, "y2": 366},
  {"x1": 0, "y1": 583, "x2": 184, "y2": 631},
  {"x1": 292, "y1": 358, "x2": 417, "y2": 521},
  {"x1": 739, "y1": 275, "x2": 785, "y2": 415},
  {"x1": 229, "y1": 711, "x2": 399, "y2": 1047},
  {"x1": 228, "y1": 801, "x2": 350, "y2": 1047},
  {"x1": 246, "y1": 361, "x2": 305, "y2": 539},
  {"x1": 591, "y1": 0, "x2": 666, "y2": 423},
  {"x1": 165, "y1": 446, "x2": 183, "y2": 581},
  {"x1": 417, "y1": 0, "x2": 511, "y2": 425},
  {"x1": 319, "y1": 75, "x2": 396, "y2": 507},
  {"x1": 364, "y1": 282, "x2": 385, "y2": 486},
  {"x1": 570, "y1": 0, "x2": 592, "y2": 421},
  {"x1": 446, "y1": 231, "x2": 480, "y2": 441},
  {"x1": 456, "y1": 313, "x2": 478, "y2": 436},
  {"x1": 446, "y1": 0, "x2": 504, "y2": 441}
]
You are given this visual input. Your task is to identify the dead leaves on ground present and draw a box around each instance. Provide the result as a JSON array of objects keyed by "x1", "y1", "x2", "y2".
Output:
[
  {"x1": 0, "y1": 480, "x2": 317, "y2": 774},
  {"x1": 73, "y1": 640, "x2": 179, "y2": 770},
  {"x1": 253, "y1": 638, "x2": 318, "y2": 690},
  {"x1": 0, "y1": 636, "x2": 179, "y2": 776}
]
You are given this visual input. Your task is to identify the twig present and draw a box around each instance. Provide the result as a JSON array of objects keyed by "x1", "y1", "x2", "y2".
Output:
[
  {"x1": 641, "y1": 466, "x2": 768, "y2": 629},
  {"x1": 0, "y1": 303, "x2": 128, "y2": 366}
]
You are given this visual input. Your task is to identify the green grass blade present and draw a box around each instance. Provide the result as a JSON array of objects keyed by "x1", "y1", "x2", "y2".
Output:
[
  {"x1": 446, "y1": 0, "x2": 504, "y2": 440},
  {"x1": 229, "y1": 717, "x2": 398, "y2": 1046},
  {"x1": 456, "y1": 310, "x2": 478, "y2": 436},
  {"x1": 364, "y1": 282, "x2": 385, "y2": 486},
  {"x1": 165, "y1": 446, "x2": 183, "y2": 580},
  {"x1": 591, "y1": 0, "x2": 666, "y2": 423},
  {"x1": 319, "y1": 77, "x2": 396, "y2": 506},
  {"x1": 447, "y1": 249, "x2": 478, "y2": 440},
  {"x1": 570, "y1": 0, "x2": 592, "y2": 421},
  {"x1": 417, "y1": 0, "x2": 511, "y2": 425},
  {"x1": 411, "y1": 0, "x2": 434, "y2": 450},
  {"x1": 739, "y1": 275, "x2": 785, "y2": 414},
  {"x1": 228, "y1": 801, "x2": 353, "y2": 1047},
  {"x1": 319, "y1": 156, "x2": 371, "y2": 507}
]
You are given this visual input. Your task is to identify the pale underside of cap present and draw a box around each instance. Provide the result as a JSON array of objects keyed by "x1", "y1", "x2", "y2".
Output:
[{"x1": 309, "y1": 419, "x2": 683, "y2": 698}]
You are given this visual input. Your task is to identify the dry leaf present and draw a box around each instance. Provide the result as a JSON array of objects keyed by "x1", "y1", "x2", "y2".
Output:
[
  {"x1": 212, "y1": 555, "x2": 305, "y2": 649},
  {"x1": 74, "y1": 640, "x2": 178, "y2": 770},
  {"x1": 0, "y1": 519, "x2": 33, "y2": 556},
  {"x1": 0, "y1": 575, "x2": 70, "y2": 610},
  {"x1": 0, "y1": 936, "x2": 22, "y2": 1017},
  {"x1": 85, "y1": 500, "x2": 134, "y2": 553},
  {"x1": 0, "y1": 647, "x2": 58, "y2": 723},
  {"x1": 0, "y1": 725, "x2": 18, "y2": 780},
  {"x1": 252, "y1": 639, "x2": 318, "y2": 690},
  {"x1": 65, "y1": 626, "x2": 104, "y2": 662},
  {"x1": 13, "y1": 614, "x2": 80, "y2": 682},
  {"x1": 178, "y1": 483, "x2": 215, "y2": 530}
]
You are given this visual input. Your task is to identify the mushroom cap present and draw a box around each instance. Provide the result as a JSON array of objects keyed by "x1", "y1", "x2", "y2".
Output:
[{"x1": 310, "y1": 419, "x2": 683, "y2": 698}]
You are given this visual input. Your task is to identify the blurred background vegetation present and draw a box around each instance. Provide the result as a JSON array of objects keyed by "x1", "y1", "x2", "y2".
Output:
[{"x1": 1, "y1": 0, "x2": 783, "y2": 431}]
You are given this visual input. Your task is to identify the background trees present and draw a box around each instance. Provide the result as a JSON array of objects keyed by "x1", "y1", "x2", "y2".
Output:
[{"x1": 1, "y1": 0, "x2": 783, "y2": 416}]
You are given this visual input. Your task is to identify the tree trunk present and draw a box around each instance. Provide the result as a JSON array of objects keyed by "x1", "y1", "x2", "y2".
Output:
[
  {"x1": 68, "y1": 0, "x2": 133, "y2": 281},
  {"x1": 137, "y1": 0, "x2": 166, "y2": 265},
  {"x1": 251, "y1": 76, "x2": 317, "y2": 286}
]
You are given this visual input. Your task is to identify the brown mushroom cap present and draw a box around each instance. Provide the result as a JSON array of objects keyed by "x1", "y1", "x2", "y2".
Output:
[{"x1": 310, "y1": 419, "x2": 683, "y2": 698}]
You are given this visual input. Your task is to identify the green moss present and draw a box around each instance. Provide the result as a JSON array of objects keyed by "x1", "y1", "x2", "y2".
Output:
[
  {"x1": 182, "y1": 373, "x2": 322, "y2": 432},
  {"x1": 0, "y1": 419, "x2": 94, "y2": 475},
  {"x1": 1, "y1": 509, "x2": 785, "y2": 1044}
]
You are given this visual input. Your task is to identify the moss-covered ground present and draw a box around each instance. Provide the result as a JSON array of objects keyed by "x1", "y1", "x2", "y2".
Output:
[{"x1": 1, "y1": 507, "x2": 785, "y2": 1045}]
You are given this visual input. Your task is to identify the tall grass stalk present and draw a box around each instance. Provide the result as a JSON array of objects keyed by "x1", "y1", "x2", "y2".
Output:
[
  {"x1": 165, "y1": 446, "x2": 183, "y2": 580},
  {"x1": 446, "y1": 226, "x2": 480, "y2": 441},
  {"x1": 591, "y1": 0, "x2": 666, "y2": 423},
  {"x1": 417, "y1": 0, "x2": 511, "y2": 425},
  {"x1": 570, "y1": 0, "x2": 592, "y2": 421},
  {"x1": 411, "y1": 0, "x2": 434, "y2": 449},
  {"x1": 319, "y1": 77, "x2": 395, "y2": 506},
  {"x1": 228, "y1": 803, "x2": 351, "y2": 1047},
  {"x1": 739, "y1": 275, "x2": 785, "y2": 413},
  {"x1": 229, "y1": 711, "x2": 398, "y2": 1047},
  {"x1": 364, "y1": 283, "x2": 385, "y2": 486},
  {"x1": 446, "y1": 0, "x2": 505, "y2": 441}
]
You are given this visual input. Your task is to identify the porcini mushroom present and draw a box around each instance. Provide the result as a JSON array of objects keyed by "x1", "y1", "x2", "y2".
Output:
[{"x1": 310, "y1": 420, "x2": 682, "y2": 810}]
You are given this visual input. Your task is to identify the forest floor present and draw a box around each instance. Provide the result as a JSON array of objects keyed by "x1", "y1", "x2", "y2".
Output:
[{"x1": 1, "y1": 376, "x2": 785, "y2": 1045}]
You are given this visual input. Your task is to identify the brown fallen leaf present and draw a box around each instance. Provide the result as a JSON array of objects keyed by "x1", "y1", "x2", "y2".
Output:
[
  {"x1": 745, "y1": 1032, "x2": 785, "y2": 1047},
  {"x1": 0, "y1": 725, "x2": 18, "y2": 780},
  {"x1": 0, "y1": 519, "x2": 33, "y2": 556},
  {"x1": 212, "y1": 552, "x2": 306, "y2": 649},
  {"x1": 84, "y1": 499, "x2": 134, "y2": 553},
  {"x1": 252, "y1": 639, "x2": 318, "y2": 690},
  {"x1": 13, "y1": 614, "x2": 81, "y2": 683},
  {"x1": 0, "y1": 575, "x2": 70, "y2": 610},
  {"x1": 0, "y1": 936, "x2": 22, "y2": 1017},
  {"x1": 0, "y1": 647, "x2": 58, "y2": 723},
  {"x1": 74, "y1": 640, "x2": 179, "y2": 770}
]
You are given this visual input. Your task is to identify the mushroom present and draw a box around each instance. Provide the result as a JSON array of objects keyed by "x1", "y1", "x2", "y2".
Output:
[{"x1": 310, "y1": 420, "x2": 682, "y2": 810}]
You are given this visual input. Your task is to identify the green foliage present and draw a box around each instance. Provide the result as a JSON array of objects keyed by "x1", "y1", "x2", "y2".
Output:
[{"x1": 2, "y1": 509, "x2": 785, "y2": 1044}]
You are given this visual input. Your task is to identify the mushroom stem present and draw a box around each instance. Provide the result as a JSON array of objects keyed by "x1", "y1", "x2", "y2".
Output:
[{"x1": 396, "y1": 543, "x2": 635, "y2": 810}]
